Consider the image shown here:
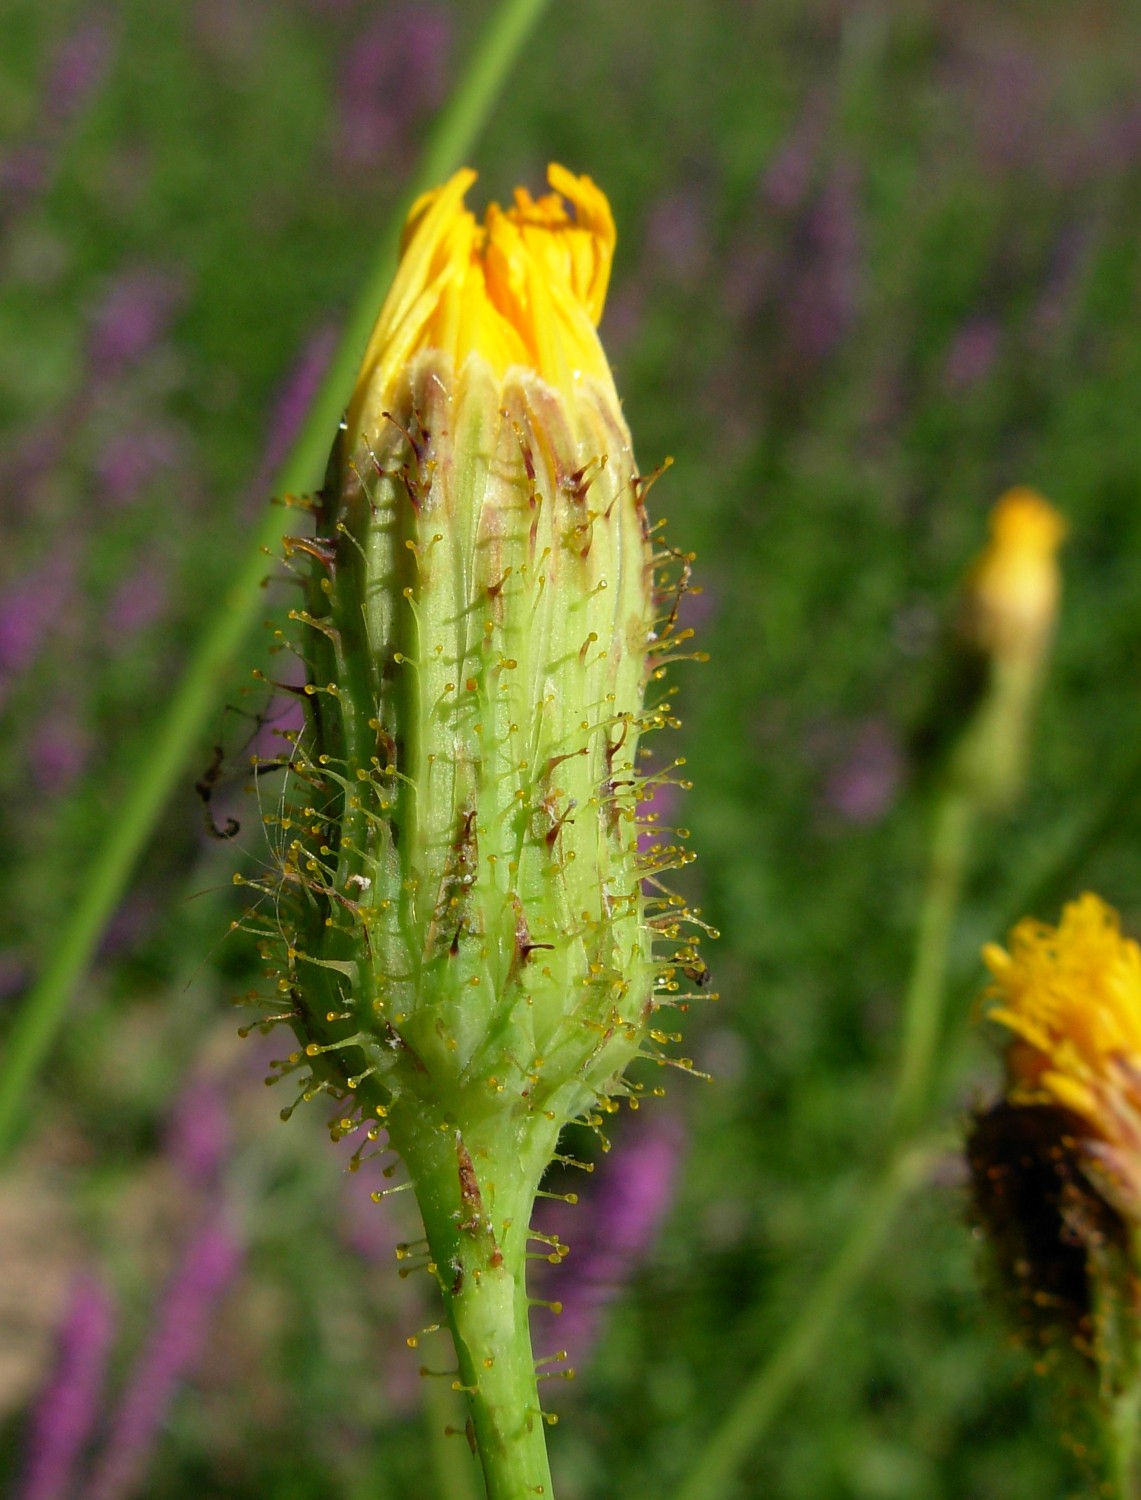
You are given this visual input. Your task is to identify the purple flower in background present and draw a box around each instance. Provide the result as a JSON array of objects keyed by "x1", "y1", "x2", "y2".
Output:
[
  {"x1": 30, "y1": 703, "x2": 92, "y2": 795},
  {"x1": 44, "y1": 12, "x2": 116, "y2": 130},
  {"x1": 17, "y1": 1274, "x2": 117, "y2": 1500},
  {"x1": 84, "y1": 1217, "x2": 243, "y2": 1500},
  {"x1": 762, "y1": 91, "x2": 827, "y2": 214},
  {"x1": 1099, "y1": 101, "x2": 1141, "y2": 173},
  {"x1": 245, "y1": 656, "x2": 306, "y2": 769},
  {"x1": 721, "y1": 94, "x2": 828, "y2": 326},
  {"x1": 1030, "y1": 225, "x2": 1090, "y2": 345},
  {"x1": 721, "y1": 236, "x2": 776, "y2": 324},
  {"x1": 87, "y1": 268, "x2": 186, "y2": 380},
  {"x1": 532, "y1": 1114, "x2": 685, "y2": 1371},
  {"x1": 646, "y1": 188, "x2": 711, "y2": 288},
  {"x1": 334, "y1": 6, "x2": 451, "y2": 170},
  {"x1": 95, "y1": 423, "x2": 181, "y2": 509},
  {"x1": 943, "y1": 29, "x2": 1056, "y2": 179},
  {"x1": 105, "y1": 558, "x2": 169, "y2": 641},
  {"x1": 243, "y1": 323, "x2": 337, "y2": 518},
  {"x1": 677, "y1": 570, "x2": 717, "y2": 635},
  {"x1": 0, "y1": 554, "x2": 76, "y2": 700},
  {"x1": 822, "y1": 719, "x2": 902, "y2": 827},
  {"x1": 0, "y1": 146, "x2": 51, "y2": 209},
  {"x1": 17, "y1": 1075, "x2": 245, "y2": 1500},
  {"x1": 597, "y1": 278, "x2": 643, "y2": 356},
  {"x1": 943, "y1": 316, "x2": 1001, "y2": 391},
  {"x1": 167, "y1": 1073, "x2": 232, "y2": 1189},
  {"x1": 0, "y1": 951, "x2": 30, "y2": 1002},
  {"x1": 782, "y1": 162, "x2": 862, "y2": 363},
  {"x1": 0, "y1": 13, "x2": 115, "y2": 219},
  {"x1": 340, "y1": 1151, "x2": 403, "y2": 1267}
]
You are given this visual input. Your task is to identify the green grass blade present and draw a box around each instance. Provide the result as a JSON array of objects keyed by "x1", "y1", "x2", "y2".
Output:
[{"x1": 0, "y1": 0, "x2": 551, "y2": 1163}]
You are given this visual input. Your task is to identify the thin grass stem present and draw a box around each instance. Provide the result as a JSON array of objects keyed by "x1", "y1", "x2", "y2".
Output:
[
  {"x1": 0, "y1": 0, "x2": 552, "y2": 1163},
  {"x1": 888, "y1": 787, "x2": 975, "y2": 1138},
  {"x1": 668, "y1": 779, "x2": 980, "y2": 1499},
  {"x1": 668, "y1": 1140, "x2": 941, "y2": 1500}
]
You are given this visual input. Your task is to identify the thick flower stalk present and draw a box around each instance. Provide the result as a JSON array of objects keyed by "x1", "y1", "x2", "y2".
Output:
[
  {"x1": 243, "y1": 166, "x2": 699, "y2": 1498},
  {"x1": 970, "y1": 895, "x2": 1141, "y2": 1495}
]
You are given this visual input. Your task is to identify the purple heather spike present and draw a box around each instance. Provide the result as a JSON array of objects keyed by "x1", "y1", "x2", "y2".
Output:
[
  {"x1": 334, "y1": 6, "x2": 451, "y2": 170},
  {"x1": 95, "y1": 423, "x2": 181, "y2": 509},
  {"x1": 242, "y1": 324, "x2": 337, "y2": 519},
  {"x1": 943, "y1": 317, "x2": 1001, "y2": 391},
  {"x1": 534, "y1": 1114, "x2": 685, "y2": 1371},
  {"x1": 762, "y1": 92, "x2": 827, "y2": 214},
  {"x1": 29, "y1": 702, "x2": 92, "y2": 795},
  {"x1": 17, "y1": 1273, "x2": 117, "y2": 1500},
  {"x1": 104, "y1": 558, "x2": 169, "y2": 641},
  {"x1": 166, "y1": 1072, "x2": 231, "y2": 1189},
  {"x1": 44, "y1": 13, "x2": 115, "y2": 130},
  {"x1": 86, "y1": 268, "x2": 186, "y2": 380},
  {"x1": 84, "y1": 1216, "x2": 242, "y2": 1500},
  {"x1": 822, "y1": 719, "x2": 903, "y2": 827},
  {"x1": 646, "y1": 188, "x2": 711, "y2": 288},
  {"x1": 0, "y1": 12, "x2": 115, "y2": 220},
  {"x1": 782, "y1": 161, "x2": 862, "y2": 362},
  {"x1": 0, "y1": 554, "x2": 76, "y2": 703}
]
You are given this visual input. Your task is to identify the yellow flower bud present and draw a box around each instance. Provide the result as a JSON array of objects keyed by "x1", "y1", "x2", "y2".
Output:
[
  {"x1": 249, "y1": 166, "x2": 702, "y2": 1498},
  {"x1": 960, "y1": 486, "x2": 1066, "y2": 670},
  {"x1": 945, "y1": 487, "x2": 1066, "y2": 807}
]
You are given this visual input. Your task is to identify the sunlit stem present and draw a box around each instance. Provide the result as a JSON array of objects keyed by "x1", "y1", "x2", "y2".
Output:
[{"x1": 388, "y1": 1106, "x2": 562, "y2": 1500}]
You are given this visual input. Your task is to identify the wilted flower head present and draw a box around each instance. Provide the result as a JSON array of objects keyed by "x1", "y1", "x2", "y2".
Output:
[
  {"x1": 970, "y1": 894, "x2": 1141, "y2": 1439},
  {"x1": 982, "y1": 893, "x2": 1141, "y2": 1219}
]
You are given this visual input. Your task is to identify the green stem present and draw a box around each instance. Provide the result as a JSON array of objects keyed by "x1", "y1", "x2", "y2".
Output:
[
  {"x1": 1106, "y1": 1387, "x2": 1141, "y2": 1500},
  {"x1": 1096, "y1": 1226, "x2": 1141, "y2": 1500},
  {"x1": 669, "y1": 1141, "x2": 939, "y2": 1500},
  {"x1": 388, "y1": 1107, "x2": 562, "y2": 1500},
  {"x1": 888, "y1": 787, "x2": 975, "y2": 1139},
  {"x1": 0, "y1": 0, "x2": 551, "y2": 1165}
]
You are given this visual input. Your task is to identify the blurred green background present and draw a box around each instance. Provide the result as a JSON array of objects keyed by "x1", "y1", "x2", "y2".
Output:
[{"x1": 2, "y1": 0, "x2": 1141, "y2": 1496}]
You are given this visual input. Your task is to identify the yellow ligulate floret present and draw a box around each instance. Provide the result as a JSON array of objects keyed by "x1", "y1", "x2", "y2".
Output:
[
  {"x1": 347, "y1": 164, "x2": 617, "y2": 451},
  {"x1": 983, "y1": 893, "x2": 1141, "y2": 1138}
]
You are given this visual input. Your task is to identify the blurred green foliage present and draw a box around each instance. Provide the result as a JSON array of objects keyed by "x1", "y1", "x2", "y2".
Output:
[{"x1": 2, "y1": 0, "x2": 1141, "y2": 1496}]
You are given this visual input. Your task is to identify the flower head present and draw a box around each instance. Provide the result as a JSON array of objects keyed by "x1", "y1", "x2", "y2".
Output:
[
  {"x1": 982, "y1": 893, "x2": 1141, "y2": 1218},
  {"x1": 347, "y1": 164, "x2": 616, "y2": 450}
]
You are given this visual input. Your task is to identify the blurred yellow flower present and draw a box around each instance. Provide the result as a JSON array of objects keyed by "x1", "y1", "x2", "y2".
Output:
[{"x1": 960, "y1": 486, "x2": 1066, "y2": 668}]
